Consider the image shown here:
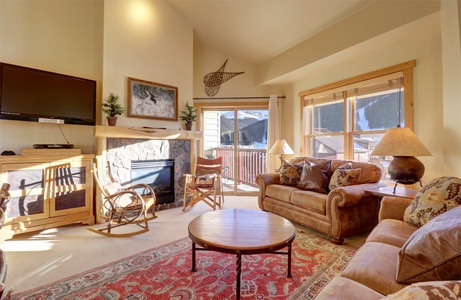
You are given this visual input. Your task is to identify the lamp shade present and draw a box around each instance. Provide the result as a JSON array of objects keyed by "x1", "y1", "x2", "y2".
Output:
[
  {"x1": 370, "y1": 127, "x2": 432, "y2": 157},
  {"x1": 268, "y1": 139, "x2": 294, "y2": 155}
]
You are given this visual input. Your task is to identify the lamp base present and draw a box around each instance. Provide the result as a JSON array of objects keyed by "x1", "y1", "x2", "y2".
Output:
[{"x1": 389, "y1": 156, "x2": 425, "y2": 188}]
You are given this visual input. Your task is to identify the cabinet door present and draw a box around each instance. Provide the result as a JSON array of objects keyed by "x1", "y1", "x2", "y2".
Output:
[
  {"x1": 49, "y1": 160, "x2": 91, "y2": 217},
  {"x1": 1, "y1": 163, "x2": 49, "y2": 223}
]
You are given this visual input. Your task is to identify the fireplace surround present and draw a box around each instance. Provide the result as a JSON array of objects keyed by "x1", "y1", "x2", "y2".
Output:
[{"x1": 94, "y1": 126, "x2": 201, "y2": 222}]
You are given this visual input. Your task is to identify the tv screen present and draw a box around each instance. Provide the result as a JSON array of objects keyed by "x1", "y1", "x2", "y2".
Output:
[{"x1": 0, "y1": 62, "x2": 96, "y2": 126}]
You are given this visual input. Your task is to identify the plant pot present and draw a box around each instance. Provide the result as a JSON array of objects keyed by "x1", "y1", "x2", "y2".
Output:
[
  {"x1": 185, "y1": 122, "x2": 193, "y2": 131},
  {"x1": 107, "y1": 116, "x2": 118, "y2": 126}
]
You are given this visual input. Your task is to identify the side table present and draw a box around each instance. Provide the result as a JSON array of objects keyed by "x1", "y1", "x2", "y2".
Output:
[{"x1": 364, "y1": 185, "x2": 418, "y2": 200}]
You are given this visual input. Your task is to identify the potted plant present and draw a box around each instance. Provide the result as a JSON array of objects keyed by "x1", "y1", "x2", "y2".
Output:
[
  {"x1": 180, "y1": 102, "x2": 197, "y2": 130},
  {"x1": 102, "y1": 93, "x2": 124, "y2": 126}
]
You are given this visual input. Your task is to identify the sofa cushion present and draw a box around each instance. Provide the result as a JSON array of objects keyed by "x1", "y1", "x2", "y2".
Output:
[
  {"x1": 383, "y1": 281, "x2": 461, "y2": 299},
  {"x1": 366, "y1": 219, "x2": 418, "y2": 248},
  {"x1": 331, "y1": 160, "x2": 382, "y2": 184},
  {"x1": 329, "y1": 167, "x2": 362, "y2": 191},
  {"x1": 266, "y1": 184, "x2": 299, "y2": 204},
  {"x1": 279, "y1": 160, "x2": 304, "y2": 186},
  {"x1": 298, "y1": 161, "x2": 330, "y2": 194},
  {"x1": 341, "y1": 242, "x2": 408, "y2": 295},
  {"x1": 314, "y1": 276, "x2": 384, "y2": 300},
  {"x1": 291, "y1": 190, "x2": 327, "y2": 215},
  {"x1": 396, "y1": 205, "x2": 461, "y2": 284},
  {"x1": 404, "y1": 176, "x2": 461, "y2": 227}
]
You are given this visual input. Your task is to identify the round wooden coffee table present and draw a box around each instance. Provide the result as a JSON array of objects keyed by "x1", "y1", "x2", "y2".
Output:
[{"x1": 188, "y1": 208, "x2": 296, "y2": 299}]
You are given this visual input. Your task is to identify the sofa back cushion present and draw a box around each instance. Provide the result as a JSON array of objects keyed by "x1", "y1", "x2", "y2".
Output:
[
  {"x1": 396, "y1": 205, "x2": 461, "y2": 284},
  {"x1": 404, "y1": 176, "x2": 461, "y2": 227},
  {"x1": 331, "y1": 160, "x2": 382, "y2": 184}
]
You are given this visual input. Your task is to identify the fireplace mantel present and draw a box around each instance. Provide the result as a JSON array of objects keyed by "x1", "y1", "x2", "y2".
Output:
[{"x1": 94, "y1": 125, "x2": 202, "y2": 140}]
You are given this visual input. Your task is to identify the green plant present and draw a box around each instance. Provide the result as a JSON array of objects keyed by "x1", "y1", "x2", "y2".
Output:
[
  {"x1": 180, "y1": 102, "x2": 197, "y2": 124},
  {"x1": 102, "y1": 93, "x2": 124, "y2": 117}
]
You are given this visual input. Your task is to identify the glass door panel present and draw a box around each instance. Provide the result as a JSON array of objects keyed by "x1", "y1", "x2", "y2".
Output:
[{"x1": 202, "y1": 108, "x2": 268, "y2": 194}]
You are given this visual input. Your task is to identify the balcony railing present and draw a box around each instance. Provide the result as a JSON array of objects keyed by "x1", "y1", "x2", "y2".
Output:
[{"x1": 213, "y1": 148, "x2": 267, "y2": 187}]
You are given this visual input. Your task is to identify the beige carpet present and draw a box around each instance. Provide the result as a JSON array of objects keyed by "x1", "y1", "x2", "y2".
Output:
[{"x1": 1, "y1": 196, "x2": 366, "y2": 294}]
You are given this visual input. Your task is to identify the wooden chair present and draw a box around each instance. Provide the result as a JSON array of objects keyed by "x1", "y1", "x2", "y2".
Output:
[
  {"x1": 88, "y1": 161, "x2": 157, "y2": 237},
  {"x1": 183, "y1": 157, "x2": 224, "y2": 211}
]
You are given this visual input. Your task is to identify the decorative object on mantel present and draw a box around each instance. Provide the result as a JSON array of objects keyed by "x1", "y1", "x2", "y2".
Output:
[
  {"x1": 180, "y1": 102, "x2": 197, "y2": 131},
  {"x1": 102, "y1": 93, "x2": 124, "y2": 126},
  {"x1": 127, "y1": 77, "x2": 178, "y2": 121},
  {"x1": 203, "y1": 59, "x2": 244, "y2": 97}
]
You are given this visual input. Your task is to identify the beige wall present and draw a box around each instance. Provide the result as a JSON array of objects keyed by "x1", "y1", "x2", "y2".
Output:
[{"x1": 0, "y1": 0, "x2": 104, "y2": 154}]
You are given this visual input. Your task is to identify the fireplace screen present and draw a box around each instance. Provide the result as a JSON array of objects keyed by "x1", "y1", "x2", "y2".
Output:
[{"x1": 131, "y1": 159, "x2": 175, "y2": 205}]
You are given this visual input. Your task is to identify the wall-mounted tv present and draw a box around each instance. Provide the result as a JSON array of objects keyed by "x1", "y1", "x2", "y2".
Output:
[{"x1": 0, "y1": 62, "x2": 96, "y2": 126}]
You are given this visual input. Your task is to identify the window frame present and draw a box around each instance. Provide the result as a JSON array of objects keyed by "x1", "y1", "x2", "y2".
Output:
[{"x1": 299, "y1": 60, "x2": 416, "y2": 160}]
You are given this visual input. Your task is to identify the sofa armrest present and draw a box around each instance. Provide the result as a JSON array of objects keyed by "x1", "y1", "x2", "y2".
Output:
[
  {"x1": 328, "y1": 184, "x2": 377, "y2": 208},
  {"x1": 256, "y1": 173, "x2": 280, "y2": 209},
  {"x1": 378, "y1": 196, "x2": 413, "y2": 222}
]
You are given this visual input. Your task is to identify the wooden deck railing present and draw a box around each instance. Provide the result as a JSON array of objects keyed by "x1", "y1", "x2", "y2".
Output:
[{"x1": 214, "y1": 148, "x2": 267, "y2": 187}]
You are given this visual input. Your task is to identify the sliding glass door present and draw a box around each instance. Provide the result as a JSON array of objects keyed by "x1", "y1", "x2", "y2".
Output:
[{"x1": 201, "y1": 107, "x2": 268, "y2": 194}]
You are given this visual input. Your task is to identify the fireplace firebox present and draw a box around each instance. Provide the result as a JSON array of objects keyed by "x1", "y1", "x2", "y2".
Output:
[{"x1": 131, "y1": 159, "x2": 175, "y2": 205}]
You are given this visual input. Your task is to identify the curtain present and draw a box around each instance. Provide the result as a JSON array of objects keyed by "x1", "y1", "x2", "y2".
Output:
[{"x1": 266, "y1": 95, "x2": 281, "y2": 172}]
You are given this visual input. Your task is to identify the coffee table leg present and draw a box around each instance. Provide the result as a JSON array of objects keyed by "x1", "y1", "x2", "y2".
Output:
[
  {"x1": 191, "y1": 241, "x2": 196, "y2": 272},
  {"x1": 236, "y1": 251, "x2": 241, "y2": 300},
  {"x1": 287, "y1": 243, "x2": 292, "y2": 278}
]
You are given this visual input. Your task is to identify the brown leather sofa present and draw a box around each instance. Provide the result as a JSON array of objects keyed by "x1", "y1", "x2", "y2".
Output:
[
  {"x1": 314, "y1": 193, "x2": 461, "y2": 299},
  {"x1": 256, "y1": 157, "x2": 382, "y2": 244}
]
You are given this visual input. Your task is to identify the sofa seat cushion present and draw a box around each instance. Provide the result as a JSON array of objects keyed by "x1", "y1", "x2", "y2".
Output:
[
  {"x1": 383, "y1": 280, "x2": 461, "y2": 299},
  {"x1": 265, "y1": 184, "x2": 299, "y2": 203},
  {"x1": 314, "y1": 276, "x2": 384, "y2": 300},
  {"x1": 366, "y1": 219, "x2": 418, "y2": 248},
  {"x1": 396, "y1": 205, "x2": 461, "y2": 284},
  {"x1": 291, "y1": 190, "x2": 327, "y2": 215},
  {"x1": 341, "y1": 242, "x2": 408, "y2": 295}
]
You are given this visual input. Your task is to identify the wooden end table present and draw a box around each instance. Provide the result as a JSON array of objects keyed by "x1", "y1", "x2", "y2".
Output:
[
  {"x1": 188, "y1": 209, "x2": 296, "y2": 300},
  {"x1": 364, "y1": 185, "x2": 418, "y2": 199}
]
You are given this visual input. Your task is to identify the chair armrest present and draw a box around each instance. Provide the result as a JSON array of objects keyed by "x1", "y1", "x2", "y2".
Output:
[
  {"x1": 378, "y1": 196, "x2": 413, "y2": 222},
  {"x1": 256, "y1": 173, "x2": 280, "y2": 209}
]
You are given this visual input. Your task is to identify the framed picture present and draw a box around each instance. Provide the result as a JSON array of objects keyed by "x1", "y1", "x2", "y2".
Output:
[{"x1": 127, "y1": 77, "x2": 178, "y2": 121}]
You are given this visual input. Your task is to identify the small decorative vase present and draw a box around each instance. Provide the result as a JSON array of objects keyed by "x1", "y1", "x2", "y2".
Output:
[
  {"x1": 185, "y1": 122, "x2": 193, "y2": 131},
  {"x1": 107, "y1": 116, "x2": 117, "y2": 126}
]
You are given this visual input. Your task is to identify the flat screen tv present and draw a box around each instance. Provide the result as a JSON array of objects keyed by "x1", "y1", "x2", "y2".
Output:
[{"x1": 0, "y1": 62, "x2": 96, "y2": 126}]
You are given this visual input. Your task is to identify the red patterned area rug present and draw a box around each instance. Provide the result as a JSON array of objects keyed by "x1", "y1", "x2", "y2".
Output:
[{"x1": 10, "y1": 231, "x2": 356, "y2": 300}]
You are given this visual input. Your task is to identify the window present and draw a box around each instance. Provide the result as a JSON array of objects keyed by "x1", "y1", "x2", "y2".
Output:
[{"x1": 300, "y1": 61, "x2": 415, "y2": 181}]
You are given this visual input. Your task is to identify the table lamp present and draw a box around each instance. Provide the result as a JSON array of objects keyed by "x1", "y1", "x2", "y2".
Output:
[
  {"x1": 269, "y1": 139, "x2": 294, "y2": 171},
  {"x1": 370, "y1": 126, "x2": 432, "y2": 192}
]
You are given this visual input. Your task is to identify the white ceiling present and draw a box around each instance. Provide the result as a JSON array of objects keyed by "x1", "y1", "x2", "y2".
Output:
[{"x1": 167, "y1": 0, "x2": 376, "y2": 65}]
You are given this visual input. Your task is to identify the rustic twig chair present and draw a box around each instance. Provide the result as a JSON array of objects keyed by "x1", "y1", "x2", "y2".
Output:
[
  {"x1": 88, "y1": 160, "x2": 157, "y2": 237},
  {"x1": 183, "y1": 157, "x2": 224, "y2": 211}
]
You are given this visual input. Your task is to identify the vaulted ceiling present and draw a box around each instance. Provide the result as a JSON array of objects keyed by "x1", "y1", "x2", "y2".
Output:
[{"x1": 167, "y1": 0, "x2": 376, "y2": 65}]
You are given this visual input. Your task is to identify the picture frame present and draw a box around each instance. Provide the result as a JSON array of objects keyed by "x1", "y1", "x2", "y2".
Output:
[{"x1": 127, "y1": 77, "x2": 178, "y2": 121}]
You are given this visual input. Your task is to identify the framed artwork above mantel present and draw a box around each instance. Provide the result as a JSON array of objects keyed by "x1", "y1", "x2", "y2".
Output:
[{"x1": 127, "y1": 77, "x2": 178, "y2": 121}]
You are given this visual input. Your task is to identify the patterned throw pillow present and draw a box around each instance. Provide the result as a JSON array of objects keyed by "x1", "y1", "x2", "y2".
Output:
[
  {"x1": 298, "y1": 161, "x2": 331, "y2": 194},
  {"x1": 328, "y1": 165, "x2": 362, "y2": 191},
  {"x1": 384, "y1": 281, "x2": 461, "y2": 299},
  {"x1": 279, "y1": 160, "x2": 303, "y2": 187},
  {"x1": 396, "y1": 206, "x2": 461, "y2": 284},
  {"x1": 404, "y1": 176, "x2": 461, "y2": 227}
]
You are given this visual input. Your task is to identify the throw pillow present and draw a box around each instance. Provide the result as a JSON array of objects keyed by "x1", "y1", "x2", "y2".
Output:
[
  {"x1": 328, "y1": 167, "x2": 362, "y2": 191},
  {"x1": 298, "y1": 161, "x2": 330, "y2": 194},
  {"x1": 404, "y1": 176, "x2": 461, "y2": 227},
  {"x1": 384, "y1": 281, "x2": 461, "y2": 299},
  {"x1": 396, "y1": 205, "x2": 461, "y2": 284},
  {"x1": 279, "y1": 160, "x2": 303, "y2": 187}
]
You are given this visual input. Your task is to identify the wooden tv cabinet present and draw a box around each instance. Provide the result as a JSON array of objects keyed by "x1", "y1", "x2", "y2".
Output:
[{"x1": 0, "y1": 150, "x2": 94, "y2": 238}]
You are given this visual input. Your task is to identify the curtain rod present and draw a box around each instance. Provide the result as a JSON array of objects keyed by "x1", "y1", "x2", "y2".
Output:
[{"x1": 193, "y1": 96, "x2": 286, "y2": 100}]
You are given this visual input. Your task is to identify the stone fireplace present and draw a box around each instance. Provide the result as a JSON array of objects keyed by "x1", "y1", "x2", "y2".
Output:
[{"x1": 94, "y1": 126, "x2": 201, "y2": 217}]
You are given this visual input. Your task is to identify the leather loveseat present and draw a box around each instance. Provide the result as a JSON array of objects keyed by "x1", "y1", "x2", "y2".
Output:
[
  {"x1": 256, "y1": 156, "x2": 382, "y2": 244},
  {"x1": 314, "y1": 176, "x2": 461, "y2": 299}
]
